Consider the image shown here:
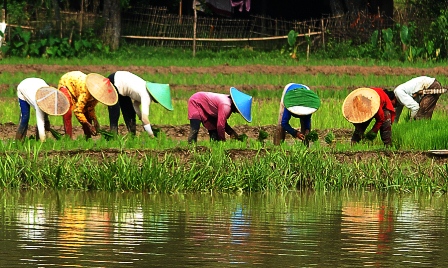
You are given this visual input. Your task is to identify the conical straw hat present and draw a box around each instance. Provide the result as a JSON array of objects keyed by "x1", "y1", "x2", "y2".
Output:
[
  {"x1": 342, "y1": 87, "x2": 380, "y2": 123},
  {"x1": 146, "y1": 82, "x2": 174, "y2": 111},
  {"x1": 230, "y1": 87, "x2": 253, "y2": 122},
  {"x1": 85, "y1": 73, "x2": 118, "y2": 106},
  {"x1": 35, "y1": 86, "x2": 70, "y2": 115},
  {"x1": 283, "y1": 84, "x2": 321, "y2": 115}
]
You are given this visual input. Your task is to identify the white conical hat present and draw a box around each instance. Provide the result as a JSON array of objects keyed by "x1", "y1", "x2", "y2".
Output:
[{"x1": 35, "y1": 86, "x2": 70, "y2": 115}]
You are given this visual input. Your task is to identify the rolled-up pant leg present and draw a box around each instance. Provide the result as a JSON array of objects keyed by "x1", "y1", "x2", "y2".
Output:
[
  {"x1": 188, "y1": 119, "x2": 201, "y2": 144},
  {"x1": 379, "y1": 110, "x2": 392, "y2": 146}
]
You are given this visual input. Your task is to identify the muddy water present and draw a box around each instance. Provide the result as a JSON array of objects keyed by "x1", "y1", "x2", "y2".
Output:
[{"x1": 1, "y1": 190, "x2": 448, "y2": 267}]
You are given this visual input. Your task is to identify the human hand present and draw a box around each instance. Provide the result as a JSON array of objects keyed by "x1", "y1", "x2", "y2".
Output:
[
  {"x1": 144, "y1": 124, "x2": 155, "y2": 137},
  {"x1": 83, "y1": 122, "x2": 98, "y2": 136},
  {"x1": 296, "y1": 131, "x2": 305, "y2": 140},
  {"x1": 93, "y1": 119, "x2": 100, "y2": 132}
]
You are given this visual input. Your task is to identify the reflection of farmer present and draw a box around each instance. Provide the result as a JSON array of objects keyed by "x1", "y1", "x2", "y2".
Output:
[
  {"x1": 107, "y1": 71, "x2": 174, "y2": 137},
  {"x1": 16, "y1": 78, "x2": 69, "y2": 142},
  {"x1": 342, "y1": 87, "x2": 396, "y2": 146},
  {"x1": 58, "y1": 71, "x2": 118, "y2": 139},
  {"x1": 187, "y1": 87, "x2": 253, "y2": 143},
  {"x1": 273, "y1": 83, "x2": 321, "y2": 145},
  {"x1": 394, "y1": 76, "x2": 445, "y2": 123}
]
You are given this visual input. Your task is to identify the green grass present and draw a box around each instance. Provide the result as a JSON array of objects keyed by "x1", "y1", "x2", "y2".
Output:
[
  {"x1": 2, "y1": 48, "x2": 448, "y2": 192},
  {"x1": 0, "y1": 142, "x2": 447, "y2": 193},
  {"x1": 2, "y1": 46, "x2": 448, "y2": 68}
]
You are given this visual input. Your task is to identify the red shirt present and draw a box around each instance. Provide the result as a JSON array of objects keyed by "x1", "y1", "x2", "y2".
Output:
[{"x1": 371, "y1": 87, "x2": 396, "y2": 132}]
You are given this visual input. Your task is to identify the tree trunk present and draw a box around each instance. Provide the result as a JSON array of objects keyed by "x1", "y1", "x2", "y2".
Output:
[
  {"x1": 102, "y1": 0, "x2": 121, "y2": 51},
  {"x1": 52, "y1": 0, "x2": 62, "y2": 36}
]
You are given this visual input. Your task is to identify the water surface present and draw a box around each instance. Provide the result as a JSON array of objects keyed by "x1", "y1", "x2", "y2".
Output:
[{"x1": 1, "y1": 190, "x2": 447, "y2": 267}]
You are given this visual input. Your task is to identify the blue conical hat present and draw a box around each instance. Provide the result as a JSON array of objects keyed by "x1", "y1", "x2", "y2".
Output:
[{"x1": 230, "y1": 87, "x2": 253, "y2": 123}]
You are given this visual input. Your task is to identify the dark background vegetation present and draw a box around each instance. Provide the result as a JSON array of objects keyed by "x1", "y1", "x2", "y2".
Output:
[{"x1": 0, "y1": 0, "x2": 447, "y2": 61}]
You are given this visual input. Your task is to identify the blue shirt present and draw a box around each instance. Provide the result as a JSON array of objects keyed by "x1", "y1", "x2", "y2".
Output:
[{"x1": 281, "y1": 108, "x2": 312, "y2": 137}]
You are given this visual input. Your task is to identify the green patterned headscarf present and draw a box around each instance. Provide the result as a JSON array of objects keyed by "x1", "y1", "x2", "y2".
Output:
[{"x1": 284, "y1": 88, "x2": 321, "y2": 112}]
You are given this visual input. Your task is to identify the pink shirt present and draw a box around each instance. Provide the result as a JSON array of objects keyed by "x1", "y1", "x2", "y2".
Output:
[{"x1": 188, "y1": 92, "x2": 232, "y2": 141}]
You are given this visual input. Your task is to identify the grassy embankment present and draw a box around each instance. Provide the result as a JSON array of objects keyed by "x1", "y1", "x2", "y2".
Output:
[{"x1": 1, "y1": 49, "x2": 448, "y2": 192}]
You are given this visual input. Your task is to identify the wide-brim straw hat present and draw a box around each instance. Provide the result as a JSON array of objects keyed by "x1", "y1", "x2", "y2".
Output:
[
  {"x1": 85, "y1": 73, "x2": 118, "y2": 106},
  {"x1": 35, "y1": 86, "x2": 70, "y2": 115},
  {"x1": 283, "y1": 83, "x2": 321, "y2": 115},
  {"x1": 230, "y1": 87, "x2": 253, "y2": 123},
  {"x1": 342, "y1": 87, "x2": 380, "y2": 123},
  {"x1": 146, "y1": 82, "x2": 174, "y2": 111}
]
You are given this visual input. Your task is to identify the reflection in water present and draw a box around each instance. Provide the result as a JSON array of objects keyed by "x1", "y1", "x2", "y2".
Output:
[
  {"x1": 1, "y1": 190, "x2": 448, "y2": 267},
  {"x1": 17, "y1": 206, "x2": 47, "y2": 241},
  {"x1": 341, "y1": 199, "x2": 395, "y2": 266}
]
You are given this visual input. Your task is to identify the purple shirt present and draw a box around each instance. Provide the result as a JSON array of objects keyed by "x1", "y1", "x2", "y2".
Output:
[{"x1": 188, "y1": 92, "x2": 233, "y2": 141}]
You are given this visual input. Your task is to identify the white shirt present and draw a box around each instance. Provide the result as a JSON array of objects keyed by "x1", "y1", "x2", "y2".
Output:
[
  {"x1": 393, "y1": 76, "x2": 435, "y2": 122},
  {"x1": 114, "y1": 71, "x2": 152, "y2": 126},
  {"x1": 17, "y1": 78, "x2": 50, "y2": 141}
]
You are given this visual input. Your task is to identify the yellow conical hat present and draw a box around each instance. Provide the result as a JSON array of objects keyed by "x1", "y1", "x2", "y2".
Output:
[{"x1": 85, "y1": 73, "x2": 118, "y2": 106}]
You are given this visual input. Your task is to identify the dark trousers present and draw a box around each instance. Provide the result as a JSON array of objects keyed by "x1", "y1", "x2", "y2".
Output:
[
  {"x1": 351, "y1": 109, "x2": 392, "y2": 146},
  {"x1": 188, "y1": 119, "x2": 219, "y2": 143},
  {"x1": 108, "y1": 73, "x2": 137, "y2": 135},
  {"x1": 414, "y1": 79, "x2": 442, "y2": 120}
]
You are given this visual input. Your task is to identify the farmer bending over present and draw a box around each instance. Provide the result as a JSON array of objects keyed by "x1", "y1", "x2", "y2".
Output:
[
  {"x1": 58, "y1": 71, "x2": 118, "y2": 139},
  {"x1": 273, "y1": 83, "x2": 321, "y2": 145},
  {"x1": 394, "y1": 76, "x2": 445, "y2": 123},
  {"x1": 16, "y1": 78, "x2": 69, "y2": 141},
  {"x1": 107, "y1": 71, "x2": 174, "y2": 136},
  {"x1": 343, "y1": 87, "x2": 396, "y2": 146},
  {"x1": 187, "y1": 87, "x2": 253, "y2": 143}
]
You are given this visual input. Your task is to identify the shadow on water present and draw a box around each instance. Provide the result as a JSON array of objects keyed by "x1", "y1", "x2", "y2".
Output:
[{"x1": 1, "y1": 190, "x2": 448, "y2": 267}]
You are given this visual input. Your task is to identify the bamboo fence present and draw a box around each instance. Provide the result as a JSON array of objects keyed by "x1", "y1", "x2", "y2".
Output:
[{"x1": 1, "y1": 5, "x2": 394, "y2": 51}]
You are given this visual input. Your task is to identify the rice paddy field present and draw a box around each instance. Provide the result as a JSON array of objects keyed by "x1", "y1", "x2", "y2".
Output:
[{"x1": 2, "y1": 50, "x2": 448, "y2": 193}]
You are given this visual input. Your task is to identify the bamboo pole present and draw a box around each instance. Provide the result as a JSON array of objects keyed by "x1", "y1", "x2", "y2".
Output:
[
  {"x1": 193, "y1": 2, "x2": 197, "y2": 57},
  {"x1": 321, "y1": 18, "x2": 325, "y2": 50},
  {"x1": 122, "y1": 31, "x2": 321, "y2": 42},
  {"x1": 179, "y1": 0, "x2": 182, "y2": 24},
  {"x1": 79, "y1": 0, "x2": 84, "y2": 37},
  {"x1": 306, "y1": 28, "x2": 310, "y2": 61}
]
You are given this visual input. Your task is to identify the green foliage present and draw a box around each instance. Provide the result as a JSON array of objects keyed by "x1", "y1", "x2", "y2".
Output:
[
  {"x1": 258, "y1": 130, "x2": 269, "y2": 142},
  {"x1": 2, "y1": 26, "x2": 108, "y2": 58},
  {"x1": 98, "y1": 129, "x2": 115, "y2": 140},
  {"x1": 305, "y1": 130, "x2": 319, "y2": 142},
  {"x1": 49, "y1": 128, "x2": 62, "y2": 140},
  {"x1": 427, "y1": 10, "x2": 448, "y2": 59},
  {"x1": 365, "y1": 131, "x2": 377, "y2": 141},
  {"x1": 282, "y1": 30, "x2": 300, "y2": 59},
  {"x1": 237, "y1": 134, "x2": 248, "y2": 142},
  {"x1": 324, "y1": 131, "x2": 335, "y2": 145}
]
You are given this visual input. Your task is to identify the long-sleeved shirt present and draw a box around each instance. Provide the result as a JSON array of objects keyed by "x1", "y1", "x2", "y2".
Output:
[
  {"x1": 58, "y1": 71, "x2": 98, "y2": 124},
  {"x1": 281, "y1": 109, "x2": 311, "y2": 137},
  {"x1": 112, "y1": 71, "x2": 152, "y2": 126},
  {"x1": 17, "y1": 78, "x2": 49, "y2": 141},
  {"x1": 370, "y1": 87, "x2": 396, "y2": 133},
  {"x1": 394, "y1": 76, "x2": 435, "y2": 122},
  {"x1": 188, "y1": 92, "x2": 233, "y2": 141}
]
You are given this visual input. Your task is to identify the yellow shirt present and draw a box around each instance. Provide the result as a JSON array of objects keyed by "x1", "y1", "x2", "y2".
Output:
[{"x1": 58, "y1": 71, "x2": 98, "y2": 124}]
